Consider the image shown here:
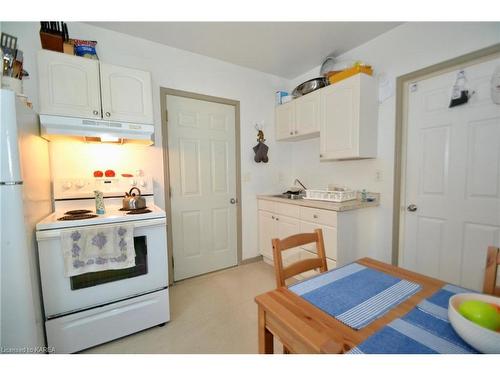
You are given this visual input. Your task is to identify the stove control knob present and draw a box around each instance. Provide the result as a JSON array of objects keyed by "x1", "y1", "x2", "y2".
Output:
[
  {"x1": 75, "y1": 180, "x2": 85, "y2": 189},
  {"x1": 139, "y1": 180, "x2": 147, "y2": 188},
  {"x1": 62, "y1": 181, "x2": 73, "y2": 190},
  {"x1": 131, "y1": 179, "x2": 137, "y2": 187}
]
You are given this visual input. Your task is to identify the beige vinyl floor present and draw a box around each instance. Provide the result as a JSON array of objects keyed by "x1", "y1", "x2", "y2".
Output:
[{"x1": 83, "y1": 260, "x2": 284, "y2": 354}]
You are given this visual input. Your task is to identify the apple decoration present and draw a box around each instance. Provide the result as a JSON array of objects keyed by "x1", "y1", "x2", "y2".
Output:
[
  {"x1": 458, "y1": 300, "x2": 500, "y2": 331},
  {"x1": 93, "y1": 170, "x2": 103, "y2": 178},
  {"x1": 105, "y1": 169, "x2": 115, "y2": 177}
]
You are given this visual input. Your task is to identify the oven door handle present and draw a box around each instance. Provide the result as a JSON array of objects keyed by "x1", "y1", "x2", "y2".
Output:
[{"x1": 36, "y1": 217, "x2": 166, "y2": 240}]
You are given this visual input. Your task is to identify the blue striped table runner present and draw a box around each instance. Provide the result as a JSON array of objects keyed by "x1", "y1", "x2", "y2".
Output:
[
  {"x1": 288, "y1": 262, "x2": 422, "y2": 330},
  {"x1": 347, "y1": 284, "x2": 479, "y2": 354}
]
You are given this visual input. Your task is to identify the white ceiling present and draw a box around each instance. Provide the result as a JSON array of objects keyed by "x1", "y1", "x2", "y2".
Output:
[{"x1": 86, "y1": 22, "x2": 401, "y2": 78}]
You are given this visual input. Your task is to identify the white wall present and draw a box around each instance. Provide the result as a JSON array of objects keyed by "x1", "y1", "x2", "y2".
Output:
[
  {"x1": 2, "y1": 21, "x2": 294, "y2": 260},
  {"x1": 287, "y1": 22, "x2": 500, "y2": 262}
]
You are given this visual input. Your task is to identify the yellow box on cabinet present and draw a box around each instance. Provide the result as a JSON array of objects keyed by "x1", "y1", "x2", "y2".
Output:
[{"x1": 328, "y1": 66, "x2": 373, "y2": 84}]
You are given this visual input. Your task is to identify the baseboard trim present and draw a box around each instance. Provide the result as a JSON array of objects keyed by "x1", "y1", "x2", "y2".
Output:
[{"x1": 239, "y1": 255, "x2": 263, "y2": 265}]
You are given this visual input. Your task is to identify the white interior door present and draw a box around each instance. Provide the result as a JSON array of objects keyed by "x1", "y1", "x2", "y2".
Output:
[
  {"x1": 401, "y1": 56, "x2": 500, "y2": 291},
  {"x1": 167, "y1": 95, "x2": 237, "y2": 281}
]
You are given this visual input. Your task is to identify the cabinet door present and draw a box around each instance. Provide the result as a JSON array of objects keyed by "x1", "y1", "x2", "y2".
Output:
[
  {"x1": 276, "y1": 215, "x2": 300, "y2": 266},
  {"x1": 320, "y1": 77, "x2": 360, "y2": 160},
  {"x1": 100, "y1": 63, "x2": 154, "y2": 124},
  {"x1": 295, "y1": 90, "x2": 320, "y2": 136},
  {"x1": 258, "y1": 210, "x2": 276, "y2": 260},
  {"x1": 299, "y1": 220, "x2": 338, "y2": 260},
  {"x1": 37, "y1": 50, "x2": 101, "y2": 119},
  {"x1": 275, "y1": 102, "x2": 295, "y2": 140}
]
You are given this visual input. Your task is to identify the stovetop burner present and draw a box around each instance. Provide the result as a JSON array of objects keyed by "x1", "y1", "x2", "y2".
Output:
[
  {"x1": 126, "y1": 209, "x2": 152, "y2": 215},
  {"x1": 65, "y1": 209, "x2": 93, "y2": 215},
  {"x1": 119, "y1": 206, "x2": 149, "y2": 212},
  {"x1": 57, "y1": 214, "x2": 99, "y2": 221}
]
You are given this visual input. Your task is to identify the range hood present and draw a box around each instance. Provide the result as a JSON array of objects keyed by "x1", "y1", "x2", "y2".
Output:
[{"x1": 39, "y1": 115, "x2": 154, "y2": 145}]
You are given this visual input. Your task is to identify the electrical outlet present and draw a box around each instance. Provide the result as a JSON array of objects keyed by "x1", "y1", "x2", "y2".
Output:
[{"x1": 375, "y1": 169, "x2": 383, "y2": 182}]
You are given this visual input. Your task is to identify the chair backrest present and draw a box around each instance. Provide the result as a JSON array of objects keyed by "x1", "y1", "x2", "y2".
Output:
[
  {"x1": 483, "y1": 246, "x2": 500, "y2": 296},
  {"x1": 272, "y1": 229, "x2": 328, "y2": 288}
]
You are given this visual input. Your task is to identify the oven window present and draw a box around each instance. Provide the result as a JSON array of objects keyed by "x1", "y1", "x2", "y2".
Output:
[{"x1": 70, "y1": 236, "x2": 148, "y2": 290}]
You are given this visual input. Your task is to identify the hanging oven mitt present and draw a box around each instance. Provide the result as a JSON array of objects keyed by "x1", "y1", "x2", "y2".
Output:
[{"x1": 253, "y1": 142, "x2": 269, "y2": 163}]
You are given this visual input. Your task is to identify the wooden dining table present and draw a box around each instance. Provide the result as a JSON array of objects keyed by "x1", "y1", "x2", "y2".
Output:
[{"x1": 254, "y1": 257, "x2": 446, "y2": 354}]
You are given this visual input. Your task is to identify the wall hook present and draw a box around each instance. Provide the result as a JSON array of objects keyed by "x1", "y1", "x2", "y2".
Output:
[{"x1": 257, "y1": 130, "x2": 265, "y2": 143}]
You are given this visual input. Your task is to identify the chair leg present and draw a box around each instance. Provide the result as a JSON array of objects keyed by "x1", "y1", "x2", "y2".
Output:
[{"x1": 283, "y1": 346, "x2": 290, "y2": 354}]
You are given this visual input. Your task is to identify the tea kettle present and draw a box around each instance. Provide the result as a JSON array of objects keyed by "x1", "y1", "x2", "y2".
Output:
[{"x1": 123, "y1": 187, "x2": 146, "y2": 210}]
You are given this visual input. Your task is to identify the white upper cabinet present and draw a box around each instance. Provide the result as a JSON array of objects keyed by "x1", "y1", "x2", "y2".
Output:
[
  {"x1": 275, "y1": 91, "x2": 320, "y2": 141},
  {"x1": 295, "y1": 90, "x2": 320, "y2": 136},
  {"x1": 38, "y1": 50, "x2": 154, "y2": 124},
  {"x1": 274, "y1": 74, "x2": 377, "y2": 159},
  {"x1": 99, "y1": 63, "x2": 154, "y2": 124},
  {"x1": 275, "y1": 101, "x2": 295, "y2": 140},
  {"x1": 38, "y1": 50, "x2": 101, "y2": 119},
  {"x1": 320, "y1": 74, "x2": 377, "y2": 160}
]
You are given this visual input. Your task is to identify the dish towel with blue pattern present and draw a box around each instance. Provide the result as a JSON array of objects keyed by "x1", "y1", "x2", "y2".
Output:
[
  {"x1": 61, "y1": 223, "x2": 136, "y2": 277},
  {"x1": 347, "y1": 284, "x2": 478, "y2": 354},
  {"x1": 288, "y1": 262, "x2": 422, "y2": 330}
]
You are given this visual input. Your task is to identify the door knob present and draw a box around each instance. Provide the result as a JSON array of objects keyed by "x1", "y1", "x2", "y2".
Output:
[
  {"x1": 93, "y1": 110, "x2": 99, "y2": 115},
  {"x1": 407, "y1": 204, "x2": 417, "y2": 212},
  {"x1": 105, "y1": 112, "x2": 111, "y2": 117},
  {"x1": 230, "y1": 198, "x2": 238, "y2": 204}
]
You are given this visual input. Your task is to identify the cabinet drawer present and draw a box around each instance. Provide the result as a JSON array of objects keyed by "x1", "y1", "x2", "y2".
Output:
[
  {"x1": 299, "y1": 206, "x2": 337, "y2": 226},
  {"x1": 258, "y1": 199, "x2": 276, "y2": 213},
  {"x1": 275, "y1": 202, "x2": 300, "y2": 218}
]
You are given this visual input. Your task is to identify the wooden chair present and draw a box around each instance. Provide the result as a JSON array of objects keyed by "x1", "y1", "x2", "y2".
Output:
[
  {"x1": 272, "y1": 229, "x2": 328, "y2": 288},
  {"x1": 271, "y1": 229, "x2": 335, "y2": 354},
  {"x1": 483, "y1": 246, "x2": 500, "y2": 296}
]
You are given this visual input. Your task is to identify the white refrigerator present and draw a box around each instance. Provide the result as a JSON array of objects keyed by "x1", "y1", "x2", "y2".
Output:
[{"x1": 0, "y1": 89, "x2": 52, "y2": 352}]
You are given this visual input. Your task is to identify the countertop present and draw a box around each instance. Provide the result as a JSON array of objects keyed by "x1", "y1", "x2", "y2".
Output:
[{"x1": 257, "y1": 193, "x2": 380, "y2": 212}]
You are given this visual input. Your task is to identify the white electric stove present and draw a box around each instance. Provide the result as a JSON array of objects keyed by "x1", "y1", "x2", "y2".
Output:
[{"x1": 36, "y1": 176, "x2": 169, "y2": 353}]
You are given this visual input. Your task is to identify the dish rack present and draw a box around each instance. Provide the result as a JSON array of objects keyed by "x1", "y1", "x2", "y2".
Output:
[{"x1": 304, "y1": 189, "x2": 357, "y2": 203}]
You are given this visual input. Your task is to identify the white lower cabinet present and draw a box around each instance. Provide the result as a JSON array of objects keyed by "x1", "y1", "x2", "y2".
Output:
[
  {"x1": 257, "y1": 209, "x2": 300, "y2": 266},
  {"x1": 258, "y1": 199, "x2": 354, "y2": 279}
]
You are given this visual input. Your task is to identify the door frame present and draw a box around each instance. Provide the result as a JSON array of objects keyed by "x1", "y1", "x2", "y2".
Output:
[
  {"x1": 392, "y1": 43, "x2": 500, "y2": 266},
  {"x1": 160, "y1": 87, "x2": 242, "y2": 285}
]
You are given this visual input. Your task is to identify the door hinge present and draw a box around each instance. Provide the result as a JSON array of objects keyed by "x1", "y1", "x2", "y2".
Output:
[
  {"x1": 169, "y1": 186, "x2": 172, "y2": 198},
  {"x1": 171, "y1": 256, "x2": 174, "y2": 269}
]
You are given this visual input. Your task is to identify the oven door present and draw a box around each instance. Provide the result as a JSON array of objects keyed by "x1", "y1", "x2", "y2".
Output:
[{"x1": 36, "y1": 218, "x2": 168, "y2": 318}]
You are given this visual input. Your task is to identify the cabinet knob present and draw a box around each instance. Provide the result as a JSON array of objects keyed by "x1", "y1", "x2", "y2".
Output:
[
  {"x1": 313, "y1": 214, "x2": 318, "y2": 219},
  {"x1": 271, "y1": 216, "x2": 275, "y2": 219},
  {"x1": 276, "y1": 217, "x2": 279, "y2": 221},
  {"x1": 105, "y1": 112, "x2": 111, "y2": 117},
  {"x1": 289, "y1": 131, "x2": 293, "y2": 135},
  {"x1": 93, "y1": 110, "x2": 99, "y2": 115},
  {"x1": 294, "y1": 130, "x2": 298, "y2": 134},
  {"x1": 320, "y1": 154, "x2": 323, "y2": 158}
]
